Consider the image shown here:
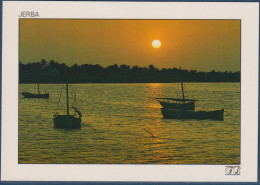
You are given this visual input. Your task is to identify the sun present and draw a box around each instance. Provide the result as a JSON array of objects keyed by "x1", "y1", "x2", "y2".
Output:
[{"x1": 152, "y1": 40, "x2": 161, "y2": 49}]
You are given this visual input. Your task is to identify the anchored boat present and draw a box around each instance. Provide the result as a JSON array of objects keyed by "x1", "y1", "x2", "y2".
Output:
[
  {"x1": 158, "y1": 68, "x2": 224, "y2": 120},
  {"x1": 156, "y1": 98, "x2": 197, "y2": 110},
  {"x1": 156, "y1": 68, "x2": 196, "y2": 110},
  {"x1": 53, "y1": 83, "x2": 82, "y2": 129},
  {"x1": 161, "y1": 108, "x2": 224, "y2": 120},
  {"x1": 22, "y1": 84, "x2": 49, "y2": 99}
]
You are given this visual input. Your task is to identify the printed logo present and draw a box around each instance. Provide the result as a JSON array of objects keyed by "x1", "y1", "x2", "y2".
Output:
[{"x1": 225, "y1": 166, "x2": 240, "y2": 175}]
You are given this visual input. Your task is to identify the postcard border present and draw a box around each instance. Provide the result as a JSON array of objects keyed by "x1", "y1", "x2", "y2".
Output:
[{"x1": 1, "y1": 1, "x2": 259, "y2": 183}]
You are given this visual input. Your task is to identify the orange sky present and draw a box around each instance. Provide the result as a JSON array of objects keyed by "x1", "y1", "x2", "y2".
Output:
[{"x1": 19, "y1": 19, "x2": 240, "y2": 72}]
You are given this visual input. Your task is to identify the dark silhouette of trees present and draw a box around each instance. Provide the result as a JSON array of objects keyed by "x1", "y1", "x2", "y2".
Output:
[{"x1": 19, "y1": 60, "x2": 240, "y2": 83}]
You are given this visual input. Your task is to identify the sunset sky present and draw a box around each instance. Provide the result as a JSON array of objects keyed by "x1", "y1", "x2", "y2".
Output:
[{"x1": 19, "y1": 19, "x2": 240, "y2": 72}]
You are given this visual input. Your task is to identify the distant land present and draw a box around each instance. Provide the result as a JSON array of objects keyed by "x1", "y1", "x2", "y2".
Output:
[{"x1": 19, "y1": 60, "x2": 240, "y2": 83}]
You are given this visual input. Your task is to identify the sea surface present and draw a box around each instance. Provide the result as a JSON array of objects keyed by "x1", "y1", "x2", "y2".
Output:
[{"x1": 19, "y1": 83, "x2": 240, "y2": 164}]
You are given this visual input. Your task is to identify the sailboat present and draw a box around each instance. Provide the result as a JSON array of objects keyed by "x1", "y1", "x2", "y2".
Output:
[
  {"x1": 158, "y1": 68, "x2": 224, "y2": 120},
  {"x1": 22, "y1": 84, "x2": 49, "y2": 99},
  {"x1": 53, "y1": 83, "x2": 82, "y2": 129},
  {"x1": 156, "y1": 68, "x2": 196, "y2": 110}
]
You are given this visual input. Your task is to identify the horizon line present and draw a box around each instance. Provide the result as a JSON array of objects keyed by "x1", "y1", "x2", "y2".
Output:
[{"x1": 19, "y1": 61, "x2": 241, "y2": 73}]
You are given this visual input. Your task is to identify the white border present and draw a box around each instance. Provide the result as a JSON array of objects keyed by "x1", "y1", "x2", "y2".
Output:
[{"x1": 1, "y1": 1, "x2": 259, "y2": 182}]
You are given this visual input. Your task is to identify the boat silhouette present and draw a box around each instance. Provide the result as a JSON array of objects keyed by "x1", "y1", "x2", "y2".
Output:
[
  {"x1": 53, "y1": 82, "x2": 82, "y2": 129},
  {"x1": 22, "y1": 84, "x2": 49, "y2": 99},
  {"x1": 161, "y1": 108, "x2": 224, "y2": 120},
  {"x1": 157, "y1": 68, "x2": 196, "y2": 110},
  {"x1": 158, "y1": 68, "x2": 224, "y2": 120}
]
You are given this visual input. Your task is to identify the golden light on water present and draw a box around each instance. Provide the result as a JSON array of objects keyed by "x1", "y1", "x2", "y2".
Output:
[
  {"x1": 152, "y1": 40, "x2": 161, "y2": 48},
  {"x1": 19, "y1": 83, "x2": 240, "y2": 164},
  {"x1": 145, "y1": 83, "x2": 163, "y2": 109}
]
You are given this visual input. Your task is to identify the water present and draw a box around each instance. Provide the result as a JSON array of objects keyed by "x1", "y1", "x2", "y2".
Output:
[{"x1": 19, "y1": 83, "x2": 240, "y2": 164}]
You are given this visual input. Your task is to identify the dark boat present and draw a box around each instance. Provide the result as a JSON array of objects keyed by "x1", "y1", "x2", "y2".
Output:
[
  {"x1": 156, "y1": 98, "x2": 197, "y2": 110},
  {"x1": 161, "y1": 108, "x2": 224, "y2": 120},
  {"x1": 22, "y1": 84, "x2": 49, "y2": 99},
  {"x1": 156, "y1": 68, "x2": 196, "y2": 110},
  {"x1": 53, "y1": 83, "x2": 82, "y2": 129},
  {"x1": 22, "y1": 92, "x2": 49, "y2": 99}
]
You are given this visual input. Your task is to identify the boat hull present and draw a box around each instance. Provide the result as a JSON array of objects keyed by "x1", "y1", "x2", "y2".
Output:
[
  {"x1": 161, "y1": 108, "x2": 224, "y2": 120},
  {"x1": 158, "y1": 101, "x2": 195, "y2": 110},
  {"x1": 22, "y1": 92, "x2": 49, "y2": 99},
  {"x1": 53, "y1": 115, "x2": 81, "y2": 129}
]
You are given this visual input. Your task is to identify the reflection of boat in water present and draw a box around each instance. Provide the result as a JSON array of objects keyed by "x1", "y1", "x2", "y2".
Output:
[
  {"x1": 156, "y1": 98, "x2": 196, "y2": 110},
  {"x1": 22, "y1": 84, "x2": 49, "y2": 99},
  {"x1": 157, "y1": 68, "x2": 196, "y2": 110},
  {"x1": 161, "y1": 108, "x2": 224, "y2": 120},
  {"x1": 53, "y1": 82, "x2": 82, "y2": 129}
]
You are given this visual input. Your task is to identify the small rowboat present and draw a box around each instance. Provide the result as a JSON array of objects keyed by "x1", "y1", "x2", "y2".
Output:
[
  {"x1": 161, "y1": 108, "x2": 224, "y2": 120},
  {"x1": 22, "y1": 92, "x2": 49, "y2": 99}
]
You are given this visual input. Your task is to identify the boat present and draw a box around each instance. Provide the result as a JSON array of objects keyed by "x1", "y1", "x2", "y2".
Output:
[
  {"x1": 21, "y1": 92, "x2": 49, "y2": 98},
  {"x1": 156, "y1": 68, "x2": 196, "y2": 110},
  {"x1": 161, "y1": 108, "x2": 224, "y2": 120},
  {"x1": 53, "y1": 83, "x2": 82, "y2": 129},
  {"x1": 22, "y1": 84, "x2": 49, "y2": 99},
  {"x1": 156, "y1": 98, "x2": 197, "y2": 110}
]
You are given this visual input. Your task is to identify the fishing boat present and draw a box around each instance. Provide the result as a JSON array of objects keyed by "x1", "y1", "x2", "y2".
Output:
[
  {"x1": 53, "y1": 83, "x2": 82, "y2": 129},
  {"x1": 161, "y1": 108, "x2": 224, "y2": 120},
  {"x1": 156, "y1": 68, "x2": 196, "y2": 110},
  {"x1": 156, "y1": 98, "x2": 197, "y2": 110},
  {"x1": 22, "y1": 84, "x2": 49, "y2": 98}
]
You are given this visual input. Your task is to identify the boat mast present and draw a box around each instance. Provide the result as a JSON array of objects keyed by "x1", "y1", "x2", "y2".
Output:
[
  {"x1": 66, "y1": 82, "x2": 69, "y2": 115},
  {"x1": 180, "y1": 67, "x2": 185, "y2": 104},
  {"x1": 181, "y1": 80, "x2": 185, "y2": 104},
  {"x1": 37, "y1": 84, "x2": 40, "y2": 94}
]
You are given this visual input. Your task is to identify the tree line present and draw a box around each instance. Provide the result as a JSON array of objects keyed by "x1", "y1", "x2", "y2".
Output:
[{"x1": 19, "y1": 59, "x2": 240, "y2": 83}]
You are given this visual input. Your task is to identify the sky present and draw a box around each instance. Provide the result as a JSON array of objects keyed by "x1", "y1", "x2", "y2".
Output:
[{"x1": 19, "y1": 19, "x2": 240, "y2": 72}]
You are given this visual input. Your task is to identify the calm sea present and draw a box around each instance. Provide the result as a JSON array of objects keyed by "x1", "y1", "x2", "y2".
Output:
[{"x1": 19, "y1": 83, "x2": 240, "y2": 164}]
